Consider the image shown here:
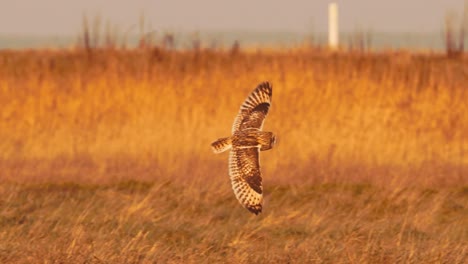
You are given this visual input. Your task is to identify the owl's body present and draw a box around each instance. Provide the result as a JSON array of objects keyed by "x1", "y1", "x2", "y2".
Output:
[
  {"x1": 212, "y1": 130, "x2": 275, "y2": 153},
  {"x1": 211, "y1": 82, "x2": 275, "y2": 215}
]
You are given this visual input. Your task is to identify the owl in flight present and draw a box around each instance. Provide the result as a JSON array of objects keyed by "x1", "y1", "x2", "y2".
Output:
[{"x1": 211, "y1": 82, "x2": 276, "y2": 215}]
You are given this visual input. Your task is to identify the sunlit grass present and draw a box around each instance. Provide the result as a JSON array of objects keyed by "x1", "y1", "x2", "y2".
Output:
[
  {"x1": 0, "y1": 48, "x2": 466, "y2": 262},
  {"x1": 1, "y1": 181, "x2": 466, "y2": 262}
]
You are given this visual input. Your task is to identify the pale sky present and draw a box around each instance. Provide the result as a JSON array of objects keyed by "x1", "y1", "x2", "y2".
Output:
[{"x1": 0, "y1": 0, "x2": 466, "y2": 35}]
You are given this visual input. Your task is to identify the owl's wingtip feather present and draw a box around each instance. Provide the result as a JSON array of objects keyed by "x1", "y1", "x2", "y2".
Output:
[
  {"x1": 258, "y1": 81, "x2": 272, "y2": 95},
  {"x1": 246, "y1": 204, "x2": 262, "y2": 215}
]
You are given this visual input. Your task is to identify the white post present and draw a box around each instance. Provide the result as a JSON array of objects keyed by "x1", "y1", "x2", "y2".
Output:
[{"x1": 328, "y1": 3, "x2": 339, "y2": 49}]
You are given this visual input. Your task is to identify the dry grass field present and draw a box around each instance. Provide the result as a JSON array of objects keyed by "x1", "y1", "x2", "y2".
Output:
[{"x1": 0, "y1": 47, "x2": 467, "y2": 263}]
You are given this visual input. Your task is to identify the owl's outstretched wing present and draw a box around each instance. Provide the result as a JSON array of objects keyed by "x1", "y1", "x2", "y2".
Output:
[
  {"x1": 232, "y1": 82, "x2": 272, "y2": 133},
  {"x1": 228, "y1": 147, "x2": 263, "y2": 215}
]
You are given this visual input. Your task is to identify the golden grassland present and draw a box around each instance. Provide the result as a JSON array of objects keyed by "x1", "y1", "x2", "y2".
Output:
[{"x1": 0, "y1": 48, "x2": 467, "y2": 263}]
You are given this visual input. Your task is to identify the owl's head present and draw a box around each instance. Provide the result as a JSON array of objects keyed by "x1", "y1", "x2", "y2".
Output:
[{"x1": 270, "y1": 134, "x2": 276, "y2": 148}]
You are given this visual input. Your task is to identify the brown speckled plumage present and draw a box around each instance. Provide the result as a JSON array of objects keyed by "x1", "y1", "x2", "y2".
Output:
[{"x1": 211, "y1": 82, "x2": 275, "y2": 215}]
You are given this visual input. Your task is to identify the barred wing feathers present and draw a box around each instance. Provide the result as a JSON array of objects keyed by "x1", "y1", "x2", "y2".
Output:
[
  {"x1": 228, "y1": 147, "x2": 263, "y2": 215},
  {"x1": 232, "y1": 82, "x2": 273, "y2": 133}
]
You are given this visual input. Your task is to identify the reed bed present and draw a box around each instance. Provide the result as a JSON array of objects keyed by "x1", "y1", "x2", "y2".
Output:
[{"x1": 0, "y1": 48, "x2": 466, "y2": 263}]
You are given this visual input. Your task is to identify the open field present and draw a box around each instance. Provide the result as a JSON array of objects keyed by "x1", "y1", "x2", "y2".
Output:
[{"x1": 0, "y1": 48, "x2": 467, "y2": 263}]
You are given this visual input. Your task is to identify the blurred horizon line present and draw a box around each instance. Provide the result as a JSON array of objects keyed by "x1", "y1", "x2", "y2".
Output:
[{"x1": 0, "y1": 30, "x2": 458, "y2": 51}]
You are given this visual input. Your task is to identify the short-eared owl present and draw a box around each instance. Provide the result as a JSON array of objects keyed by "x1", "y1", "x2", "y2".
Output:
[{"x1": 211, "y1": 82, "x2": 275, "y2": 215}]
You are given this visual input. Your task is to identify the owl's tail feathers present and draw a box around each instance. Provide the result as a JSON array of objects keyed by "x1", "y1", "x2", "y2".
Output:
[{"x1": 211, "y1": 137, "x2": 232, "y2": 153}]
